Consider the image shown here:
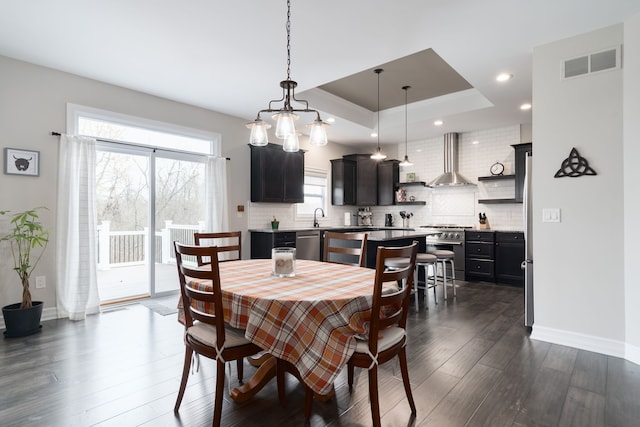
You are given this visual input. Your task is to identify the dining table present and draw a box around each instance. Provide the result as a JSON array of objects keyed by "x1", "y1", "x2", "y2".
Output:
[{"x1": 178, "y1": 258, "x2": 380, "y2": 401}]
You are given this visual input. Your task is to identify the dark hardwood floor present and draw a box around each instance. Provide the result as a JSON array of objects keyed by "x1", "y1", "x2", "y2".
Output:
[{"x1": 2, "y1": 280, "x2": 639, "y2": 427}]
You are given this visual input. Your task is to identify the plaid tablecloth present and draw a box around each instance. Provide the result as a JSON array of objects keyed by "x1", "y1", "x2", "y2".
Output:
[{"x1": 181, "y1": 259, "x2": 376, "y2": 396}]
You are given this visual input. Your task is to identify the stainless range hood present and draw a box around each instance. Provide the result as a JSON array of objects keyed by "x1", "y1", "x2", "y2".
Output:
[{"x1": 427, "y1": 132, "x2": 476, "y2": 187}]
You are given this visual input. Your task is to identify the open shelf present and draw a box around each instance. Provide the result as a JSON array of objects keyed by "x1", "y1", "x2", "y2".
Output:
[
  {"x1": 478, "y1": 198, "x2": 522, "y2": 204},
  {"x1": 477, "y1": 174, "x2": 516, "y2": 181},
  {"x1": 396, "y1": 181, "x2": 427, "y2": 187},
  {"x1": 395, "y1": 201, "x2": 426, "y2": 205}
]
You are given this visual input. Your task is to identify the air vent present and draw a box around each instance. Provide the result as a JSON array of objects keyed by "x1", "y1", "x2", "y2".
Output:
[{"x1": 563, "y1": 47, "x2": 620, "y2": 79}]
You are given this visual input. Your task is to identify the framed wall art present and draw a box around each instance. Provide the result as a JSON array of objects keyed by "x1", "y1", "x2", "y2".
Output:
[{"x1": 4, "y1": 148, "x2": 40, "y2": 177}]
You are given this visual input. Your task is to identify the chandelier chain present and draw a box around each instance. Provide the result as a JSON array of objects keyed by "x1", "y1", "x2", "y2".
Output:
[{"x1": 286, "y1": 0, "x2": 291, "y2": 81}]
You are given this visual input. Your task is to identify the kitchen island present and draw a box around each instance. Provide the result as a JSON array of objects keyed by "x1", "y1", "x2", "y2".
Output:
[{"x1": 363, "y1": 229, "x2": 431, "y2": 269}]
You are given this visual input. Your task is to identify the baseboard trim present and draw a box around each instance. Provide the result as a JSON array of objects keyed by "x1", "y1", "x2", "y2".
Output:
[
  {"x1": 626, "y1": 343, "x2": 640, "y2": 365},
  {"x1": 0, "y1": 306, "x2": 57, "y2": 330},
  {"x1": 531, "y1": 325, "x2": 626, "y2": 358}
]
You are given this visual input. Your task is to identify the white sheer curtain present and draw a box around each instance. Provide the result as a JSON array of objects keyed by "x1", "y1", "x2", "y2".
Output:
[
  {"x1": 56, "y1": 135, "x2": 100, "y2": 320},
  {"x1": 205, "y1": 156, "x2": 229, "y2": 233}
]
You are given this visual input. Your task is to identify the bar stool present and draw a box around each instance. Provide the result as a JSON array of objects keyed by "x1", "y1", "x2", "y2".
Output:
[
  {"x1": 385, "y1": 254, "x2": 437, "y2": 310},
  {"x1": 427, "y1": 249, "x2": 457, "y2": 300}
]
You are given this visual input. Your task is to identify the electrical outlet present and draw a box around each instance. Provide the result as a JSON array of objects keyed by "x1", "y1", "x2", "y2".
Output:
[{"x1": 35, "y1": 275, "x2": 46, "y2": 289}]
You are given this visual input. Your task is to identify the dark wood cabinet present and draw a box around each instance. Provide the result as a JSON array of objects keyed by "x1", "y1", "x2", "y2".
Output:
[
  {"x1": 250, "y1": 143, "x2": 304, "y2": 203},
  {"x1": 330, "y1": 158, "x2": 356, "y2": 205},
  {"x1": 465, "y1": 230, "x2": 525, "y2": 286},
  {"x1": 495, "y1": 231, "x2": 525, "y2": 285},
  {"x1": 250, "y1": 231, "x2": 296, "y2": 259},
  {"x1": 377, "y1": 160, "x2": 399, "y2": 206},
  {"x1": 465, "y1": 231, "x2": 495, "y2": 281},
  {"x1": 331, "y1": 154, "x2": 378, "y2": 206}
]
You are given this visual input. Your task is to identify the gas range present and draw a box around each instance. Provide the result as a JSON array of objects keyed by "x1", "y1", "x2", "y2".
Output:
[{"x1": 420, "y1": 224, "x2": 473, "y2": 243}]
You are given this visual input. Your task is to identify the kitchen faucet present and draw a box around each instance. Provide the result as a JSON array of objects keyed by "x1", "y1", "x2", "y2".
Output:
[{"x1": 313, "y1": 208, "x2": 325, "y2": 228}]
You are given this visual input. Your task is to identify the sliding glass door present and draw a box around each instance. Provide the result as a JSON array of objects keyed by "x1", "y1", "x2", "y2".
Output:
[
  {"x1": 153, "y1": 156, "x2": 206, "y2": 294},
  {"x1": 96, "y1": 147, "x2": 207, "y2": 302},
  {"x1": 96, "y1": 148, "x2": 151, "y2": 301},
  {"x1": 72, "y1": 104, "x2": 219, "y2": 304}
]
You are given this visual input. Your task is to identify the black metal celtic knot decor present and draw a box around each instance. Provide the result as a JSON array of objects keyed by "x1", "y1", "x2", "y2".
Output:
[{"x1": 554, "y1": 147, "x2": 597, "y2": 178}]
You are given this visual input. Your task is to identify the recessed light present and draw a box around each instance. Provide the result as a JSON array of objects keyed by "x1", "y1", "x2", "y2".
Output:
[
  {"x1": 472, "y1": 140, "x2": 479, "y2": 145},
  {"x1": 371, "y1": 132, "x2": 378, "y2": 138},
  {"x1": 520, "y1": 103, "x2": 532, "y2": 110},
  {"x1": 434, "y1": 120, "x2": 444, "y2": 126},
  {"x1": 496, "y1": 73, "x2": 513, "y2": 82},
  {"x1": 326, "y1": 117, "x2": 335, "y2": 123}
]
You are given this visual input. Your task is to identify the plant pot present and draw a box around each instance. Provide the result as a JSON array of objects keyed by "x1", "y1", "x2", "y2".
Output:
[
  {"x1": 2, "y1": 301, "x2": 43, "y2": 338},
  {"x1": 271, "y1": 221, "x2": 279, "y2": 230}
]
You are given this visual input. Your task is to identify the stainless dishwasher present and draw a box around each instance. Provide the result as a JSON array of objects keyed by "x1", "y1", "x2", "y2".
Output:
[{"x1": 295, "y1": 230, "x2": 321, "y2": 261}]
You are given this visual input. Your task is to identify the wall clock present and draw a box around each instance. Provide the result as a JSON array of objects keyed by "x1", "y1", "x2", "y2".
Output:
[{"x1": 490, "y1": 161, "x2": 504, "y2": 176}]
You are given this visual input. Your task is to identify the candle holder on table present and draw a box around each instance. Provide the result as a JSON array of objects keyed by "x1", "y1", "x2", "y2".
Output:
[{"x1": 272, "y1": 247, "x2": 296, "y2": 277}]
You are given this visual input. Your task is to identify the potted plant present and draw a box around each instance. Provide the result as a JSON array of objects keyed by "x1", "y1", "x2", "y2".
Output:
[
  {"x1": 0, "y1": 207, "x2": 49, "y2": 337},
  {"x1": 271, "y1": 216, "x2": 279, "y2": 230}
]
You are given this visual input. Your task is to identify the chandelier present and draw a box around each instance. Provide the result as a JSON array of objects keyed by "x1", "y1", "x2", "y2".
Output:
[
  {"x1": 399, "y1": 85, "x2": 413, "y2": 166},
  {"x1": 370, "y1": 68, "x2": 387, "y2": 160},
  {"x1": 246, "y1": 0, "x2": 328, "y2": 152}
]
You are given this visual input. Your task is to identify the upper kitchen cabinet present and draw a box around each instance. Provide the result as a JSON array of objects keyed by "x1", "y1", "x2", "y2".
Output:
[
  {"x1": 331, "y1": 154, "x2": 378, "y2": 206},
  {"x1": 330, "y1": 158, "x2": 356, "y2": 205},
  {"x1": 377, "y1": 159, "x2": 399, "y2": 206},
  {"x1": 250, "y1": 143, "x2": 304, "y2": 203}
]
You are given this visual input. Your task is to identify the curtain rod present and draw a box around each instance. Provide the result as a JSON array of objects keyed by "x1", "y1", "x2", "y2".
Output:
[{"x1": 50, "y1": 132, "x2": 230, "y2": 160}]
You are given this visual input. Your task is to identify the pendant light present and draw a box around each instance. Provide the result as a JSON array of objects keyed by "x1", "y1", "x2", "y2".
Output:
[
  {"x1": 370, "y1": 68, "x2": 387, "y2": 160},
  {"x1": 399, "y1": 85, "x2": 413, "y2": 167},
  {"x1": 246, "y1": 0, "x2": 328, "y2": 151}
]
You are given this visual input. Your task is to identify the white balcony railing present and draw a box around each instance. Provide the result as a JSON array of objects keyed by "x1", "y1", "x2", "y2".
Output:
[{"x1": 97, "y1": 220, "x2": 205, "y2": 269}]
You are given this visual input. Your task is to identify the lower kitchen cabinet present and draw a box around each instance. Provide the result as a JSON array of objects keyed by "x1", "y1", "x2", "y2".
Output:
[
  {"x1": 465, "y1": 230, "x2": 525, "y2": 286},
  {"x1": 495, "y1": 231, "x2": 525, "y2": 285},
  {"x1": 465, "y1": 231, "x2": 495, "y2": 281},
  {"x1": 250, "y1": 231, "x2": 296, "y2": 259}
]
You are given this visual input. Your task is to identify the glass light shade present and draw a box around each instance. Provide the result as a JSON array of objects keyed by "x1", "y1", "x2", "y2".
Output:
[
  {"x1": 247, "y1": 120, "x2": 271, "y2": 146},
  {"x1": 282, "y1": 133, "x2": 300, "y2": 152},
  {"x1": 273, "y1": 112, "x2": 299, "y2": 139},
  {"x1": 370, "y1": 148, "x2": 387, "y2": 160},
  {"x1": 308, "y1": 120, "x2": 328, "y2": 146},
  {"x1": 399, "y1": 155, "x2": 413, "y2": 167}
]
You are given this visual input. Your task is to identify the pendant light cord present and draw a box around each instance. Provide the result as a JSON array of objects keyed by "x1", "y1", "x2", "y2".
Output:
[
  {"x1": 375, "y1": 68, "x2": 383, "y2": 151},
  {"x1": 403, "y1": 85, "x2": 410, "y2": 155}
]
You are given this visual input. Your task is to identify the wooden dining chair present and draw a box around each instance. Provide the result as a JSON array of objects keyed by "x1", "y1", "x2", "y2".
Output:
[
  {"x1": 347, "y1": 242, "x2": 418, "y2": 427},
  {"x1": 173, "y1": 242, "x2": 261, "y2": 427},
  {"x1": 322, "y1": 231, "x2": 368, "y2": 267},
  {"x1": 194, "y1": 231, "x2": 242, "y2": 266}
]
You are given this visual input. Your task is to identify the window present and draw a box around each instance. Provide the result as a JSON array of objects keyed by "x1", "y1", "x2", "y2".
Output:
[{"x1": 296, "y1": 169, "x2": 328, "y2": 217}]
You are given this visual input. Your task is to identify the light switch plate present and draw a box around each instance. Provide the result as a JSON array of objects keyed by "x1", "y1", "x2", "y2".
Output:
[{"x1": 542, "y1": 208, "x2": 561, "y2": 223}]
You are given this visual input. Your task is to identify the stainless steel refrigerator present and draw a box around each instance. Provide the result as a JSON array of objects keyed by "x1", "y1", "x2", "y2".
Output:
[{"x1": 523, "y1": 153, "x2": 534, "y2": 326}]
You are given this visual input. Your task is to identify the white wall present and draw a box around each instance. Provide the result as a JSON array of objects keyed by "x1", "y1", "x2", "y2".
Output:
[
  {"x1": 624, "y1": 13, "x2": 640, "y2": 362},
  {"x1": 531, "y1": 25, "x2": 627, "y2": 355}
]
